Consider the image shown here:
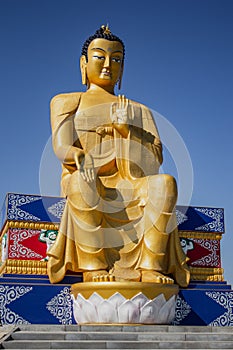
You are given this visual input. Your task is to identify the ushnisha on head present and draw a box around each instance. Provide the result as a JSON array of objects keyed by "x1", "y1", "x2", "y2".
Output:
[{"x1": 80, "y1": 25, "x2": 125, "y2": 91}]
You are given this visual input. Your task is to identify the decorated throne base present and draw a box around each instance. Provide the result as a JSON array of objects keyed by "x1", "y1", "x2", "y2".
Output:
[{"x1": 71, "y1": 282, "x2": 179, "y2": 325}]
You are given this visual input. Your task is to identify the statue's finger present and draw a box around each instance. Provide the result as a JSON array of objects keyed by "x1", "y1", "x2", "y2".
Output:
[
  {"x1": 87, "y1": 168, "x2": 94, "y2": 183},
  {"x1": 125, "y1": 98, "x2": 128, "y2": 111},
  {"x1": 121, "y1": 94, "x2": 124, "y2": 109},
  {"x1": 90, "y1": 169, "x2": 95, "y2": 181},
  {"x1": 122, "y1": 95, "x2": 125, "y2": 109},
  {"x1": 85, "y1": 169, "x2": 91, "y2": 183},
  {"x1": 81, "y1": 171, "x2": 87, "y2": 182},
  {"x1": 119, "y1": 94, "x2": 121, "y2": 109}
]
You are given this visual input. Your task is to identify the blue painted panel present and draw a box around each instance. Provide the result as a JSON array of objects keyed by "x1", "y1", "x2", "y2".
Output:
[
  {"x1": 180, "y1": 290, "x2": 225, "y2": 324},
  {"x1": 0, "y1": 279, "x2": 75, "y2": 325},
  {"x1": 2, "y1": 193, "x2": 65, "y2": 226},
  {"x1": 0, "y1": 273, "x2": 82, "y2": 285},
  {"x1": 188, "y1": 281, "x2": 231, "y2": 290},
  {"x1": 175, "y1": 285, "x2": 233, "y2": 326},
  {"x1": 176, "y1": 206, "x2": 224, "y2": 233}
]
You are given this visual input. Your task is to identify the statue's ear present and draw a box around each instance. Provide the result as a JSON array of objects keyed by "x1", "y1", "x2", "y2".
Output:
[
  {"x1": 80, "y1": 55, "x2": 87, "y2": 85},
  {"x1": 118, "y1": 63, "x2": 124, "y2": 90}
]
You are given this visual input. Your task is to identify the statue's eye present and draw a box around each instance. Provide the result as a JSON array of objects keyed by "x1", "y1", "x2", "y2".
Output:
[
  {"x1": 112, "y1": 57, "x2": 121, "y2": 63},
  {"x1": 93, "y1": 55, "x2": 105, "y2": 60}
]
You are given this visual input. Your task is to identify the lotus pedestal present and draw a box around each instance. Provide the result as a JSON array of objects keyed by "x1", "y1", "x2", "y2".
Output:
[{"x1": 71, "y1": 282, "x2": 178, "y2": 324}]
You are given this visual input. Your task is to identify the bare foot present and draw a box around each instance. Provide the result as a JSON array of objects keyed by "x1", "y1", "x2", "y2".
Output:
[
  {"x1": 110, "y1": 267, "x2": 141, "y2": 282},
  {"x1": 141, "y1": 270, "x2": 174, "y2": 284},
  {"x1": 83, "y1": 270, "x2": 115, "y2": 282}
]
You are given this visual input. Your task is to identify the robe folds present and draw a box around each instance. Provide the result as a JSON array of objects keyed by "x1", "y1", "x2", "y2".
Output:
[{"x1": 47, "y1": 92, "x2": 190, "y2": 287}]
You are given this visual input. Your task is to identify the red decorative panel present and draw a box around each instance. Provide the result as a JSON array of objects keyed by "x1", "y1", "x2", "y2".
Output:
[
  {"x1": 184, "y1": 238, "x2": 221, "y2": 268},
  {"x1": 7, "y1": 228, "x2": 47, "y2": 260}
]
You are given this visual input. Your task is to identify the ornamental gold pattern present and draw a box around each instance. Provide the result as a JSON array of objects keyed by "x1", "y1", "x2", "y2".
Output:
[
  {"x1": 0, "y1": 259, "x2": 48, "y2": 275},
  {"x1": 179, "y1": 231, "x2": 223, "y2": 240},
  {"x1": 190, "y1": 267, "x2": 224, "y2": 281}
]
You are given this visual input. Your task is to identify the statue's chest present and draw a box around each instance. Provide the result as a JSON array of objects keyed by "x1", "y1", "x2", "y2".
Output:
[{"x1": 74, "y1": 109, "x2": 113, "y2": 155}]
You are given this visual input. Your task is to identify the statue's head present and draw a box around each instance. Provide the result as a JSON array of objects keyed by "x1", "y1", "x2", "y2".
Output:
[{"x1": 80, "y1": 25, "x2": 125, "y2": 90}]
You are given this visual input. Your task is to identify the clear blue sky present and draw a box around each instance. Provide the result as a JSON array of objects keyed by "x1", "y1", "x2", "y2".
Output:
[{"x1": 0, "y1": 0, "x2": 232, "y2": 286}]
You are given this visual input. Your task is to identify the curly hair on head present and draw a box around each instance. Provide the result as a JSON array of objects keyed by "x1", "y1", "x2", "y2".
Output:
[{"x1": 81, "y1": 25, "x2": 125, "y2": 61}]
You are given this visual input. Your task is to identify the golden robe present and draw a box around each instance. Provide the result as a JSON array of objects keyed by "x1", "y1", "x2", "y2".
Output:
[{"x1": 47, "y1": 92, "x2": 190, "y2": 287}]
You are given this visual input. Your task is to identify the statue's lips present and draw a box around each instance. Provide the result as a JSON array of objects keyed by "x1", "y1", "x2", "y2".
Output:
[{"x1": 100, "y1": 71, "x2": 111, "y2": 77}]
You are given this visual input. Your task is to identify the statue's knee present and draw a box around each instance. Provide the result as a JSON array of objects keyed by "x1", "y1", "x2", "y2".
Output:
[
  {"x1": 153, "y1": 174, "x2": 177, "y2": 190},
  {"x1": 150, "y1": 174, "x2": 177, "y2": 207}
]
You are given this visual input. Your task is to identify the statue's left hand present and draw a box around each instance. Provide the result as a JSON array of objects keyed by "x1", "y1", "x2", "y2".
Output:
[{"x1": 79, "y1": 153, "x2": 95, "y2": 183}]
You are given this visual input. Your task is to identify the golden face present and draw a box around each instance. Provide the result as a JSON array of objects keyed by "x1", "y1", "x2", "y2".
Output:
[{"x1": 84, "y1": 38, "x2": 124, "y2": 89}]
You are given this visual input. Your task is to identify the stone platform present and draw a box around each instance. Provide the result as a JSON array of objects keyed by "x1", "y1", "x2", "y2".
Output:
[
  {"x1": 0, "y1": 193, "x2": 232, "y2": 327},
  {"x1": 0, "y1": 273, "x2": 232, "y2": 326}
]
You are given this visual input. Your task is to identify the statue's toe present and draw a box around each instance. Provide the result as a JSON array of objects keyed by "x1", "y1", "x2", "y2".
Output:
[
  {"x1": 141, "y1": 270, "x2": 174, "y2": 284},
  {"x1": 83, "y1": 270, "x2": 109, "y2": 282}
]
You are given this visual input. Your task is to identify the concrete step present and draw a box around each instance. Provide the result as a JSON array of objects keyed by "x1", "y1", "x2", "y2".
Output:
[
  {"x1": 16, "y1": 324, "x2": 233, "y2": 333},
  {"x1": 2, "y1": 339, "x2": 233, "y2": 349},
  {"x1": 1, "y1": 325, "x2": 233, "y2": 349},
  {"x1": 10, "y1": 331, "x2": 233, "y2": 342}
]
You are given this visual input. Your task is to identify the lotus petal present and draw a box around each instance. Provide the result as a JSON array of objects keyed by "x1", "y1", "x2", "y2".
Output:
[
  {"x1": 72, "y1": 299, "x2": 87, "y2": 324},
  {"x1": 80, "y1": 298, "x2": 98, "y2": 323},
  {"x1": 131, "y1": 292, "x2": 149, "y2": 309},
  {"x1": 118, "y1": 300, "x2": 140, "y2": 323},
  {"x1": 152, "y1": 293, "x2": 166, "y2": 308},
  {"x1": 89, "y1": 292, "x2": 104, "y2": 306},
  {"x1": 97, "y1": 299, "x2": 118, "y2": 323},
  {"x1": 140, "y1": 300, "x2": 160, "y2": 324},
  {"x1": 167, "y1": 298, "x2": 176, "y2": 324},
  {"x1": 158, "y1": 295, "x2": 176, "y2": 324},
  {"x1": 108, "y1": 292, "x2": 126, "y2": 308},
  {"x1": 76, "y1": 293, "x2": 88, "y2": 308}
]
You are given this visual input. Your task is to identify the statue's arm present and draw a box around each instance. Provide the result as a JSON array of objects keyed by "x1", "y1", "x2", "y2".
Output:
[
  {"x1": 112, "y1": 122, "x2": 129, "y2": 138},
  {"x1": 53, "y1": 115, "x2": 85, "y2": 167},
  {"x1": 141, "y1": 104, "x2": 163, "y2": 165},
  {"x1": 151, "y1": 132, "x2": 163, "y2": 165},
  {"x1": 50, "y1": 93, "x2": 84, "y2": 168}
]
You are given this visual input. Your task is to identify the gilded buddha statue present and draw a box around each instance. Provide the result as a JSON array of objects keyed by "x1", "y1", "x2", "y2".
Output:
[{"x1": 47, "y1": 25, "x2": 190, "y2": 287}]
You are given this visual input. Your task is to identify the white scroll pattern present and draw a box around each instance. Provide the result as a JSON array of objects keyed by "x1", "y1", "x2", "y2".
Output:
[
  {"x1": 8, "y1": 194, "x2": 41, "y2": 221},
  {"x1": 46, "y1": 287, "x2": 73, "y2": 324},
  {"x1": 173, "y1": 295, "x2": 192, "y2": 325},
  {"x1": 206, "y1": 291, "x2": 233, "y2": 326},
  {"x1": 0, "y1": 285, "x2": 32, "y2": 324}
]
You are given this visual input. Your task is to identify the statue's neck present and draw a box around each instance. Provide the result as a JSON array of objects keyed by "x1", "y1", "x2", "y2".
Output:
[{"x1": 87, "y1": 84, "x2": 115, "y2": 95}]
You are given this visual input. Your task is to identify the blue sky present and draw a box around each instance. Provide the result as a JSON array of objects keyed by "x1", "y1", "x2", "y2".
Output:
[{"x1": 0, "y1": 0, "x2": 233, "y2": 286}]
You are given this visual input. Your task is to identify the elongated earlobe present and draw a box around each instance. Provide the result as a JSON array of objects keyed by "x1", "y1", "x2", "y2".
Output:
[
  {"x1": 118, "y1": 67, "x2": 123, "y2": 90},
  {"x1": 118, "y1": 77, "x2": 122, "y2": 90},
  {"x1": 80, "y1": 55, "x2": 87, "y2": 86},
  {"x1": 82, "y1": 67, "x2": 87, "y2": 85}
]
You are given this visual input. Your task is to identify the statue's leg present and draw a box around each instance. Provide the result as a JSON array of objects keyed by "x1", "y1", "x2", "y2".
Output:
[
  {"x1": 138, "y1": 174, "x2": 178, "y2": 283},
  {"x1": 110, "y1": 174, "x2": 178, "y2": 283},
  {"x1": 67, "y1": 171, "x2": 111, "y2": 280}
]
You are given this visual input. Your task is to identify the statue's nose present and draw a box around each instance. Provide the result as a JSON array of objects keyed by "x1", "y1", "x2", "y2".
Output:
[{"x1": 103, "y1": 56, "x2": 110, "y2": 67}]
